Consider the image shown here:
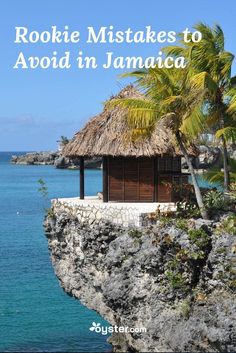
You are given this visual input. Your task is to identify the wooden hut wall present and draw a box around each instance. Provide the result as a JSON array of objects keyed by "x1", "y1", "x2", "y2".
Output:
[
  {"x1": 108, "y1": 157, "x2": 154, "y2": 202},
  {"x1": 107, "y1": 156, "x2": 186, "y2": 202}
]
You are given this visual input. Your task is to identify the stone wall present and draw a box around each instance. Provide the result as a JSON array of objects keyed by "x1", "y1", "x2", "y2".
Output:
[{"x1": 51, "y1": 197, "x2": 176, "y2": 227}]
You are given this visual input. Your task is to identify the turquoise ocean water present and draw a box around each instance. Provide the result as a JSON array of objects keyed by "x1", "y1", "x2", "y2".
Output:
[{"x1": 0, "y1": 152, "x2": 111, "y2": 352}]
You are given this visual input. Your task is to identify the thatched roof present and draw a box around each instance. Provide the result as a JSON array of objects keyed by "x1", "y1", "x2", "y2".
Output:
[{"x1": 63, "y1": 86, "x2": 198, "y2": 157}]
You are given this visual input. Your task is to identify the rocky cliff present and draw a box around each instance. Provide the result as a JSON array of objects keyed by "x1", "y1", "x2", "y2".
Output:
[
  {"x1": 11, "y1": 151, "x2": 59, "y2": 165},
  {"x1": 44, "y1": 207, "x2": 236, "y2": 352},
  {"x1": 11, "y1": 152, "x2": 101, "y2": 169}
]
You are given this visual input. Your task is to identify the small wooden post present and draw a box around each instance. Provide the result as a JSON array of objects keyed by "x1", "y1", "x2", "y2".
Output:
[
  {"x1": 103, "y1": 156, "x2": 108, "y2": 202},
  {"x1": 154, "y1": 157, "x2": 158, "y2": 202},
  {"x1": 80, "y1": 156, "x2": 84, "y2": 199}
]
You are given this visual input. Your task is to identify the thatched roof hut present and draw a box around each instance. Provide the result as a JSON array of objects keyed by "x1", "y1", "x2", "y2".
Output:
[
  {"x1": 64, "y1": 86, "x2": 194, "y2": 203},
  {"x1": 63, "y1": 85, "x2": 197, "y2": 158}
]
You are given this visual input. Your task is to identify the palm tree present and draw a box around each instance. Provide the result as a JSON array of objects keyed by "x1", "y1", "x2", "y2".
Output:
[
  {"x1": 164, "y1": 23, "x2": 236, "y2": 191},
  {"x1": 107, "y1": 67, "x2": 209, "y2": 219},
  {"x1": 59, "y1": 135, "x2": 70, "y2": 146}
]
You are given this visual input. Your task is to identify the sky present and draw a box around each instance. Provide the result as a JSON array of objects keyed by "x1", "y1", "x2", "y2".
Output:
[{"x1": 0, "y1": 0, "x2": 236, "y2": 151}]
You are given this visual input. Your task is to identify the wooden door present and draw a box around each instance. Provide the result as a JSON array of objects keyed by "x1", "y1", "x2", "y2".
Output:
[
  {"x1": 124, "y1": 158, "x2": 139, "y2": 201},
  {"x1": 139, "y1": 158, "x2": 154, "y2": 202},
  {"x1": 108, "y1": 157, "x2": 155, "y2": 202},
  {"x1": 108, "y1": 157, "x2": 124, "y2": 201}
]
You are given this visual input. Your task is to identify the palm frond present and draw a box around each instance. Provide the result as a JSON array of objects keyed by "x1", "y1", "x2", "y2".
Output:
[
  {"x1": 202, "y1": 170, "x2": 236, "y2": 185},
  {"x1": 106, "y1": 97, "x2": 157, "y2": 111},
  {"x1": 190, "y1": 72, "x2": 218, "y2": 96},
  {"x1": 218, "y1": 51, "x2": 234, "y2": 80},
  {"x1": 214, "y1": 24, "x2": 225, "y2": 52},
  {"x1": 203, "y1": 158, "x2": 236, "y2": 186},
  {"x1": 226, "y1": 100, "x2": 236, "y2": 116},
  {"x1": 226, "y1": 88, "x2": 236, "y2": 116},
  {"x1": 160, "y1": 95, "x2": 185, "y2": 111},
  {"x1": 120, "y1": 69, "x2": 148, "y2": 80},
  {"x1": 202, "y1": 169, "x2": 225, "y2": 185},
  {"x1": 230, "y1": 75, "x2": 236, "y2": 87},
  {"x1": 194, "y1": 23, "x2": 214, "y2": 43},
  {"x1": 162, "y1": 45, "x2": 186, "y2": 58},
  {"x1": 215, "y1": 126, "x2": 236, "y2": 143},
  {"x1": 180, "y1": 104, "x2": 206, "y2": 137},
  {"x1": 127, "y1": 108, "x2": 159, "y2": 130}
]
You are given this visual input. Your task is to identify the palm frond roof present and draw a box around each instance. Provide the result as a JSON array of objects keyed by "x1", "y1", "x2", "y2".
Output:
[{"x1": 63, "y1": 85, "x2": 198, "y2": 157}]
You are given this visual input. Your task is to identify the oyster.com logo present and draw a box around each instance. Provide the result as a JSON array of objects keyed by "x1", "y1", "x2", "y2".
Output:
[
  {"x1": 89, "y1": 322, "x2": 103, "y2": 333},
  {"x1": 89, "y1": 321, "x2": 146, "y2": 336}
]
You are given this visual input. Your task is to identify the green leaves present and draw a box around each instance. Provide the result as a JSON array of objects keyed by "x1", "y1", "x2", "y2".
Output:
[
  {"x1": 226, "y1": 88, "x2": 236, "y2": 116},
  {"x1": 181, "y1": 104, "x2": 206, "y2": 137},
  {"x1": 186, "y1": 23, "x2": 233, "y2": 86},
  {"x1": 105, "y1": 97, "x2": 160, "y2": 139},
  {"x1": 106, "y1": 22, "x2": 235, "y2": 191},
  {"x1": 127, "y1": 108, "x2": 159, "y2": 129},
  {"x1": 203, "y1": 169, "x2": 225, "y2": 185},
  {"x1": 218, "y1": 51, "x2": 234, "y2": 79},
  {"x1": 106, "y1": 97, "x2": 156, "y2": 111},
  {"x1": 109, "y1": 63, "x2": 208, "y2": 140},
  {"x1": 203, "y1": 158, "x2": 236, "y2": 186},
  {"x1": 214, "y1": 24, "x2": 225, "y2": 52},
  {"x1": 38, "y1": 178, "x2": 48, "y2": 198},
  {"x1": 190, "y1": 72, "x2": 218, "y2": 97},
  {"x1": 215, "y1": 127, "x2": 236, "y2": 143}
]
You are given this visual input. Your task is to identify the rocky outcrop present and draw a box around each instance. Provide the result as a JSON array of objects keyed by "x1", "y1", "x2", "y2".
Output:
[
  {"x1": 196, "y1": 146, "x2": 222, "y2": 169},
  {"x1": 186, "y1": 145, "x2": 236, "y2": 170},
  {"x1": 44, "y1": 206, "x2": 236, "y2": 353},
  {"x1": 53, "y1": 155, "x2": 101, "y2": 169},
  {"x1": 182, "y1": 146, "x2": 222, "y2": 170},
  {"x1": 11, "y1": 152, "x2": 102, "y2": 169},
  {"x1": 11, "y1": 151, "x2": 59, "y2": 165}
]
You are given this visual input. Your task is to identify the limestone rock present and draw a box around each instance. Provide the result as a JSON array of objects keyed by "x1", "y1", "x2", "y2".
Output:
[{"x1": 44, "y1": 209, "x2": 236, "y2": 352}]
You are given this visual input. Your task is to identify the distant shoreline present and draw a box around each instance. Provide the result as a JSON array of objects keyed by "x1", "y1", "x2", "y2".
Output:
[{"x1": 10, "y1": 151, "x2": 102, "y2": 169}]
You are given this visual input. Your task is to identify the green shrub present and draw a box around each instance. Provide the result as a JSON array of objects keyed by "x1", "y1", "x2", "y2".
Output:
[
  {"x1": 165, "y1": 270, "x2": 187, "y2": 289},
  {"x1": 128, "y1": 228, "x2": 142, "y2": 238},
  {"x1": 188, "y1": 250, "x2": 206, "y2": 260},
  {"x1": 176, "y1": 218, "x2": 188, "y2": 231},
  {"x1": 188, "y1": 228, "x2": 210, "y2": 249},
  {"x1": 180, "y1": 298, "x2": 191, "y2": 318},
  {"x1": 221, "y1": 215, "x2": 236, "y2": 235},
  {"x1": 203, "y1": 190, "x2": 226, "y2": 213},
  {"x1": 176, "y1": 201, "x2": 201, "y2": 219},
  {"x1": 157, "y1": 216, "x2": 174, "y2": 227},
  {"x1": 46, "y1": 207, "x2": 56, "y2": 219}
]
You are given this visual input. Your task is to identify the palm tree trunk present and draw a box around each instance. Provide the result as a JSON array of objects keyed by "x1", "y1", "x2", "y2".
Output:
[
  {"x1": 219, "y1": 112, "x2": 230, "y2": 191},
  {"x1": 221, "y1": 135, "x2": 230, "y2": 192},
  {"x1": 176, "y1": 131, "x2": 209, "y2": 220}
]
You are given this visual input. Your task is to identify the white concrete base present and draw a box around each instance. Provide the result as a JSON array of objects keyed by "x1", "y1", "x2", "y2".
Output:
[{"x1": 52, "y1": 196, "x2": 176, "y2": 227}]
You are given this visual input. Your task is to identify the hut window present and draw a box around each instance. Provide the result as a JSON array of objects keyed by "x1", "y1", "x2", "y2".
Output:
[
  {"x1": 158, "y1": 156, "x2": 181, "y2": 173},
  {"x1": 165, "y1": 157, "x2": 173, "y2": 171},
  {"x1": 173, "y1": 157, "x2": 181, "y2": 172},
  {"x1": 158, "y1": 157, "x2": 166, "y2": 172},
  {"x1": 172, "y1": 175, "x2": 190, "y2": 202}
]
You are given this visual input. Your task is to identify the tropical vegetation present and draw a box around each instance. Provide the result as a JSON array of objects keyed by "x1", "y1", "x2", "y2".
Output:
[
  {"x1": 107, "y1": 23, "x2": 236, "y2": 219},
  {"x1": 165, "y1": 23, "x2": 236, "y2": 191}
]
